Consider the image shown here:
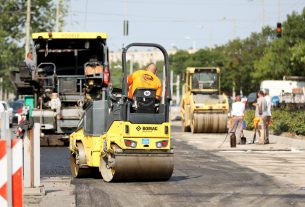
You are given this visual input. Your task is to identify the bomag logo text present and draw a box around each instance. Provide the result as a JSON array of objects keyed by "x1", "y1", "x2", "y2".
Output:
[
  {"x1": 142, "y1": 74, "x2": 154, "y2": 81},
  {"x1": 143, "y1": 127, "x2": 157, "y2": 131}
]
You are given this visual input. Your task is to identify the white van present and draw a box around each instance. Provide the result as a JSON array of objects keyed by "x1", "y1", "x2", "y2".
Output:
[{"x1": 260, "y1": 80, "x2": 305, "y2": 97}]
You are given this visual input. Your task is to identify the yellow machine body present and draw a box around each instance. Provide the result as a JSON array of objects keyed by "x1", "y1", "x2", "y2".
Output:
[
  {"x1": 69, "y1": 43, "x2": 174, "y2": 182},
  {"x1": 180, "y1": 67, "x2": 229, "y2": 133},
  {"x1": 69, "y1": 121, "x2": 171, "y2": 167},
  {"x1": 32, "y1": 32, "x2": 107, "y2": 40},
  {"x1": 69, "y1": 121, "x2": 173, "y2": 181}
]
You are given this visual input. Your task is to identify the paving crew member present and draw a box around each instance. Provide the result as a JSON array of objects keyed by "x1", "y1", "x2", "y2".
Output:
[
  {"x1": 24, "y1": 51, "x2": 37, "y2": 79},
  {"x1": 256, "y1": 91, "x2": 268, "y2": 144},
  {"x1": 127, "y1": 63, "x2": 162, "y2": 100},
  {"x1": 24, "y1": 51, "x2": 34, "y2": 69},
  {"x1": 230, "y1": 95, "x2": 245, "y2": 144}
]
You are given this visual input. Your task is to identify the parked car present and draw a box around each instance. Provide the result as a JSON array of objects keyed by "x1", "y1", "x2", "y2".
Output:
[
  {"x1": 0, "y1": 101, "x2": 13, "y2": 127},
  {"x1": 9, "y1": 100, "x2": 24, "y2": 125}
]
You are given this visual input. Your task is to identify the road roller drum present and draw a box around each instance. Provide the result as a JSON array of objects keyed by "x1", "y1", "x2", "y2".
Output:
[
  {"x1": 191, "y1": 113, "x2": 227, "y2": 133},
  {"x1": 100, "y1": 153, "x2": 174, "y2": 182}
]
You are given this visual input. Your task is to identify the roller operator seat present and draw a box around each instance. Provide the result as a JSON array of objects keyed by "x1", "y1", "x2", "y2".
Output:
[{"x1": 132, "y1": 88, "x2": 157, "y2": 113}]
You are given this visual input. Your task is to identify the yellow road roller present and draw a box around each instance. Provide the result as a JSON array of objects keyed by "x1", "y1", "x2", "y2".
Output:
[
  {"x1": 69, "y1": 43, "x2": 174, "y2": 182},
  {"x1": 180, "y1": 67, "x2": 229, "y2": 133}
]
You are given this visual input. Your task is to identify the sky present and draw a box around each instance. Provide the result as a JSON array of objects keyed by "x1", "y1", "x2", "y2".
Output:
[{"x1": 64, "y1": 0, "x2": 305, "y2": 51}]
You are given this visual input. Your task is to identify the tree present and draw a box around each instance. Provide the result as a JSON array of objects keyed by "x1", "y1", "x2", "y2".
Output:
[
  {"x1": 290, "y1": 41, "x2": 305, "y2": 71},
  {"x1": 153, "y1": 8, "x2": 305, "y2": 97},
  {"x1": 0, "y1": 0, "x2": 69, "y2": 96},
  {"x1": 169, "y1": 50, "x2": 190, "y2": 76},
  {"x1": 253, "y1": 39, "x2": 291, "y2": 82},
  {"x1": 253, "y1": 8, "x2": 305, "y2": 87},
  {"x1": 283, "y1": 9, "x2": 305, "y2": 45}
]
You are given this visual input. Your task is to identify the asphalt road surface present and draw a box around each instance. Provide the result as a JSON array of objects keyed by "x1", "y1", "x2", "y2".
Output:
[{"x1": 41, "y1": 125, "x2": 305, "y2": 207}]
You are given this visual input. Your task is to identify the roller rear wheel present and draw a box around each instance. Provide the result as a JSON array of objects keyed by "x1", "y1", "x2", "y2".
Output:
[
  {"x1": 100, "y1": 153, "x2": 174, "y2": 182},
  {"x1": 191, "y1": 113, "x2": 227, "y2": 133},
  {"x1": 70, "y1": 143, "x2": 96, "y2": 178}
]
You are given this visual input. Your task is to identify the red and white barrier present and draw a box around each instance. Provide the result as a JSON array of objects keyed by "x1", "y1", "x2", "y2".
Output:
[
  {"x1": 0, "y1": 140, "x2": 8, "y2": 207},
  {"x1": 12, "y1": 139, "x2": 23, "y2": 207},
  {"x1": 0, "y1": 139, "x2": 23, "y2": 207}
]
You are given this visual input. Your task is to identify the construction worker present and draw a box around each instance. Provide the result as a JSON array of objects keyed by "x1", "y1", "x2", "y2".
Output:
[
  {"x1": 230, "y1": 95, "x2": 245, "y2": 144},
  {"x1": 24, "y1": 51, "x2": 34, "y2": 70},
  {"x1": 256, "y1": 91, "x2": 268, "y2": 144},
  {"x1": 24, "y1": 51, "x2": 37, "y2": 79},
  {"x1": 127, "y1": 63, "x2": 162, "y2": 100}
]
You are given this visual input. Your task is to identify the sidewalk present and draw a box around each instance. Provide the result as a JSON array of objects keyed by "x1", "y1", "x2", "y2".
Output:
[
  {"x1": 243, "y1": 130, "x2": 305, "y2": 150},
  {"x1": 171, "y1": 121, "x2": 305, "y2": 151},
  {"x1": 24, "y1": 177, "x2": 75, "y2": 207},
  {"x1": 171, "y1": 121, "x2": 305, "y2": 187}
]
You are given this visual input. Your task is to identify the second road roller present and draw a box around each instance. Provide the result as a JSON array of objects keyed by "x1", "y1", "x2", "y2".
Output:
[
  {"x1": 180, "y1": 67, "x2": 229, "y2": 133},
  {"x1": 69, "y1": 43, "x2": 174, "y2": 182}
]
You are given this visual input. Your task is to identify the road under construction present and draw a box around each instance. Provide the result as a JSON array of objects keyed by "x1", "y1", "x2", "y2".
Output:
[
  {"x1": 23, "y1": 121, "x2": 305, "y2": 207},
  {"x1": 7, "y1": 32, "x2": 305, "y2": 207}
]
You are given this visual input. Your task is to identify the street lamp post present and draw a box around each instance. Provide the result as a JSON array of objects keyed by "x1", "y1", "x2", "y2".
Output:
[
  {"x1": 25, "y1": 0, "x2": 31, "y2": 57},
  {"x1": 222, "y1": 17, "x2": 237, "y2": 39},
  {"x1": 185, "y1": 36, "x2": 196, "y2": 50}
]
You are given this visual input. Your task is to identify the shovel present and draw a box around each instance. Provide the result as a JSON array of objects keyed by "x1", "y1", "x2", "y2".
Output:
[{"x1": 250, "y1": 127, "x2": 257, "y2": 144}]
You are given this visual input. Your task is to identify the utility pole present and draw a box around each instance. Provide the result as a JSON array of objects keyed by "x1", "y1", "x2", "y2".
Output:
[
  {"x1": 170, "y1": 73, "x2": 181, "y2": 105},
  {"x1": 222, "y1": 17, "x2": 236, "y2": 39},
  {"x1": 162, "y1": 66, "x2": 166, "y2": 104},
  {"x1": 185, "y1": 36, "x2": 196, "y2": 50},
  {"x1": 25, "y1": 0, "x2": 31, "y2": 57},
  {"x1": 176, "y1": 75, "x2": 180, "y2": 105},
  {"x1": 232, "y1": 81, "x2": 236, "y2": 100},
  {"x1": 260, "y1": 0, "x2": 265, "y2": 27},
  {"x1": 232, "y1": 18, "x2": 236, "y2": 38},
  {"x1": 123, "y1": 0, "x2": 129, "y2": 43},
  {"x1": 129, "y1": 54, "x2": 134, "y2": 74},
  {"x1": 83, "y1": 0, "x2": 88, "y2": 30},
  {"x1": 0, "y1": 78, "x2": 2, "y2": 100},
  {"x1": 277, "y1": 0, "x2": 281, "y2": 22},
  {"x1": 55, "y1": 0, "x2": 60, "y2": 32},
  {"x1": 208, "y1": 26, "x2": 213, "y2": 48},
  {"x1": 170, "y1": 70, "x2": 174, "y2": 99}
]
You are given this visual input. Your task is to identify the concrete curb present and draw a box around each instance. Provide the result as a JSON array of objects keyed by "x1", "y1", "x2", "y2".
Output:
[
  {"x1": 244, "y1": 130, "x2": 305, "y2": 149},
  {"x1": 23, "y1": 186, "x2": 45, "y2": 196}
]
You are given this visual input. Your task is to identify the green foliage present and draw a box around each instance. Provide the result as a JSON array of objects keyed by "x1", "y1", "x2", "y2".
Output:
[
  {"x1": 244, "y1": 110, "x2": 255, "y2": 130},
  {"x1": 108, "y1": 8, "x2": 305, "y2": 98},
  {"x1": 272, "y1": 121, "x2": 289, "y2": 135},
  {"x1": 245, "y1": 109, "x2": 305, "y2": 136},
  {"x1": 169, "y1": 50, "x2": 190, "y2": 76},
  {"x1": 290, "y1": 41, "x2": 305, "y2": 69},
  {"x1": 109, "y1": 60, "x2": 141, "y2": 88},
  {"x1": 253, "y1": 8, "x2": 305, "y2": 84},
  {"x1": 0, "y1": 0, "x2": 69, "y2": 94},
  {"x1": 166, "y1": 9, "x2": 305, "y2": 96},
  {"x1": 253, "y1": 38, "x2": 291, "y2": 81}
]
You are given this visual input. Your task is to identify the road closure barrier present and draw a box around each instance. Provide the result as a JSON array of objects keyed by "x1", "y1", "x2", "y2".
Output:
[
  {"x1": 0, "y1": 139, "x2": 8, "y2": 207},
  {"x1": 0, "y1": 111, "x2": 24, "y2": 207},
  {"x1": 0, "y1": 139, "x2": 23, "y2": 207}
]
